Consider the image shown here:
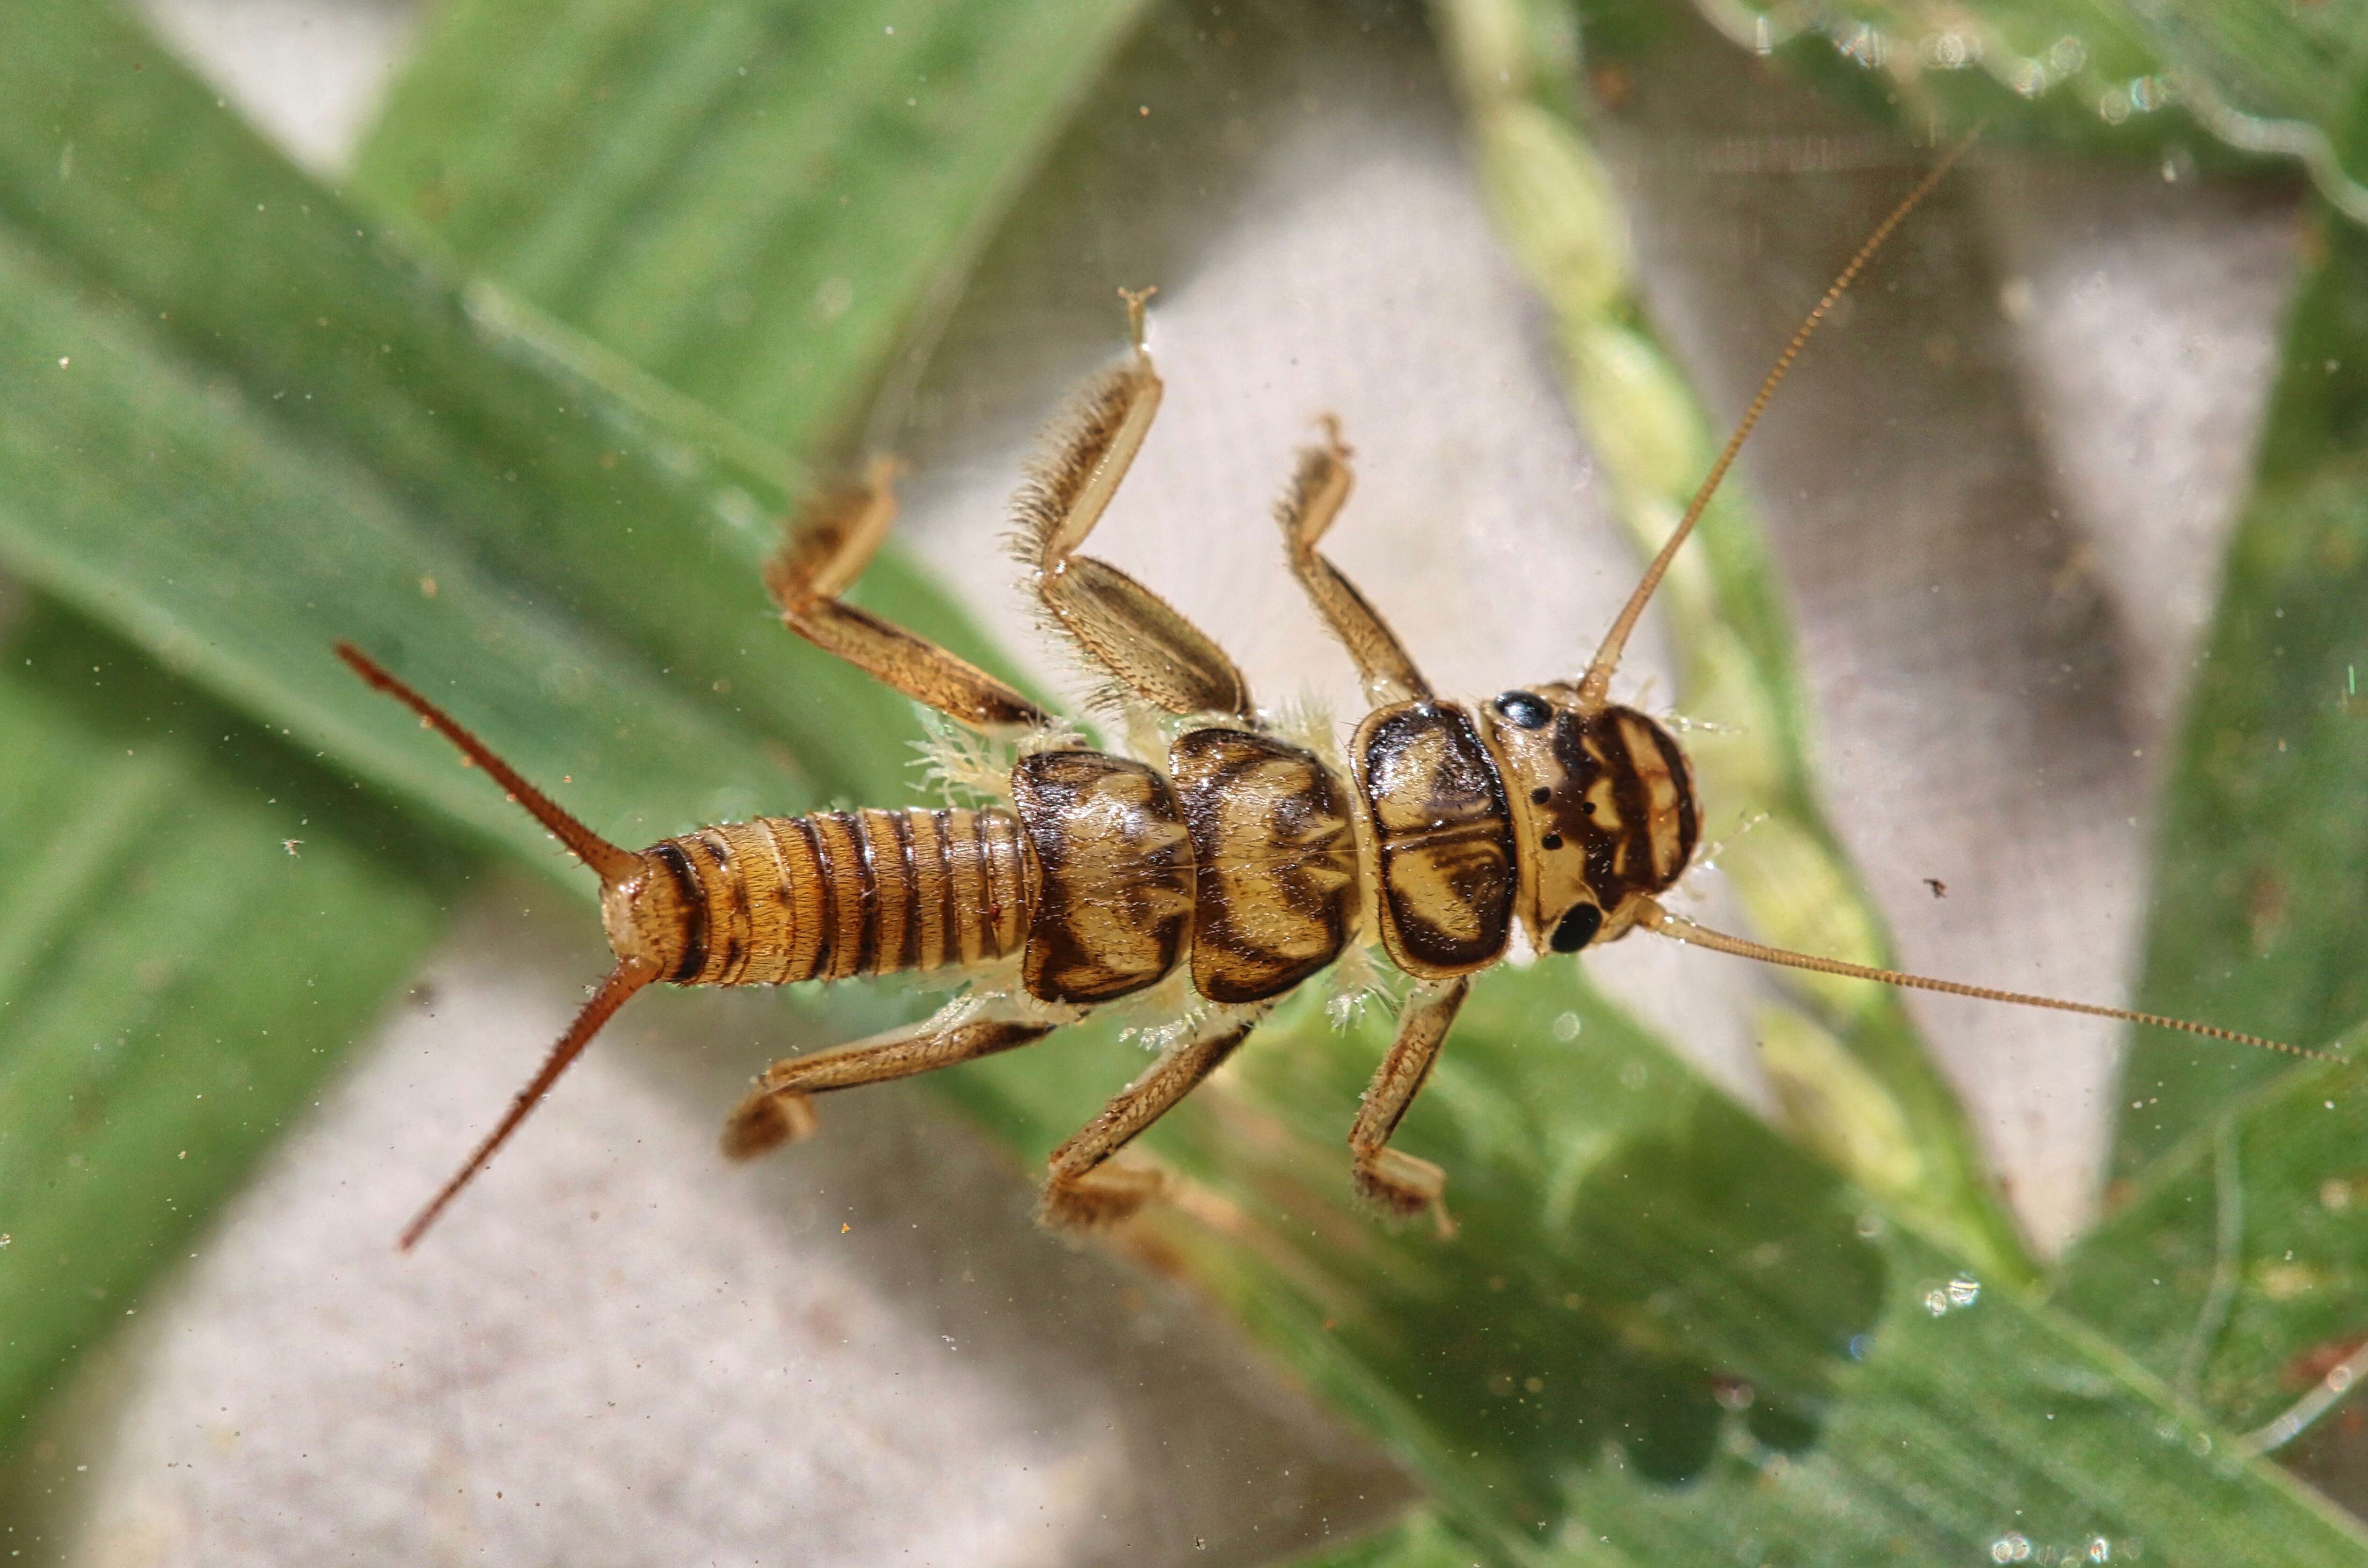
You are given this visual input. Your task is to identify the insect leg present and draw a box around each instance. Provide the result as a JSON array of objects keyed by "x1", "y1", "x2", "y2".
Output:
[
  {"x1": 1276, "y1": 420, "x2": 1433, "y2": 705},
  {"x1": 768, "y1": 458, "x2": 1054, "y2": 732},
  {"x1": 720, "y1": 1011, "x2": 1060, "y2": 1159},
  {"x1": 1346, "y1": 976, "x2": 1468, "y2": 1231},
  {"x1": 1015, "y1": 297, "x2": 1254, "y2": 719},
  {"x1": 1041, "y1": 1004, "x2": 1267, "y2": 1229}
]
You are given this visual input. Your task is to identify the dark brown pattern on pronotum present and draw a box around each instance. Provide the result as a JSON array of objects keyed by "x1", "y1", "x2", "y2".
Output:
[{"x1": 342, "y1": 146, "x2": 2331, "y2": 1251}]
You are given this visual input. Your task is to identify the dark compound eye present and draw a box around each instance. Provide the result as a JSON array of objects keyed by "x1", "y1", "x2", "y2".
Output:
[
  {"x1": 1494, "y1": 690, "x2": 1552, "y2": 729},
  {"x1": 1549, "y1": 903, "x2": 1603, "y2": 953}
]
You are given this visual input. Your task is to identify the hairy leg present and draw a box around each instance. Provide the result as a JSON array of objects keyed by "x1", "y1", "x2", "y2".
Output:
[
  {"x1": 1276, "y1": 420, "x2": 1432, "y2": 706},
  {"x1": 1346, "y1": 976, "x2": 1468, "y2": 1230},
  {"x1": 721, "y1": 1007, "x2": 1058, "y2": 1158},
  {"x1": 1014, "y1": 299, "x2": 1255, "y2": 719},
  {"x1": 769, "y1": 458, "x2": 1052, "y2": 732},
  {"x1": 1041, "y1": 1003, "x2": 1266, "y2": 1229}
]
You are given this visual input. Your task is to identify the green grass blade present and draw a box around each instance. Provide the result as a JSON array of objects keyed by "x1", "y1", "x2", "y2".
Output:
[
  {"x1": 1282, "y1": 1512, "x2": 1535, "y2": 1568},
  {"x1": 2115, "y1": 204, "x2": 2368, "y2": 1178},
  {"x1": 2069, "y1": 183, "x2": 2368, "y2": 1465},
  {"x1": 2062, "y1": 1040, "x2": 2368, "y2": 1444},
  {"x1": 1578, "y1": 0, "x2": 2368, "y2": 224},
  {"x1": 942, "y1": 963, "x2": 2368, "y2": 1565},
  {"x1": 1, "y1": 0, "x2": 1028, "y2": 817},
  {"x1": 0, "y1": 605, "x2": 462, "y2": 1439},
  {"x1": 0, "y1": 211, "x2": 810, "y2": 865},
  {"x1": 356, "y1": 0, "x2": 1154, "y2": 449}
]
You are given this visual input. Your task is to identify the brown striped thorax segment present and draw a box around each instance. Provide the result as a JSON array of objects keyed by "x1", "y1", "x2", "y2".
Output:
[
  {"x1": 1169, "y1": 728, "x2": 1361, "y2": 1004},
  {"x1": 1477, "y1": 683, "x2": 1699, "y2": 953},
  {"x1": 1349, "y1": 700, "x2": 1517, "y2": 979},
  {"x1": 605, "y1": 809, "x2": 1035, "y2": 988},
  {"x1": 1012, "y1": 751, "x2": 1196, "y2": 1004}
]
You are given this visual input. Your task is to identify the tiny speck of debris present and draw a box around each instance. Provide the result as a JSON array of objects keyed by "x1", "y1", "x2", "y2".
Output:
[
  {"x1": 840, "y1": 1222, "x2": 850, "y2": 1233},
  {"x1": 1924, "y1": 878, "x2": 1947, "y2": 898},
  {"x1": 283, "y1": 839, "x2": 304, "y2": 857}
]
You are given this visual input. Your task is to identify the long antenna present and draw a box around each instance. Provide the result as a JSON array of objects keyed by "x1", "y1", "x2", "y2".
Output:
[
  {"x1": 397, "y1": 959, "x2": 659, "y2": 1250},
  {"x1": 337, "y1": 642, "x2": 642, "y2": 884},
  {"x1": 1636, "y1": 899, "x2": 2341, "y2": 1065},
  {"x1": 1576, "y1": 127, "x2": 1982, "y2": 710}
]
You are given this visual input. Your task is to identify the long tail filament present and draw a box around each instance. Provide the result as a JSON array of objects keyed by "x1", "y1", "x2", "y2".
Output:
[
  {"x1": 336, "y1": 642, "x2": 641, "y2": 883},
  {"x1": 339, "y1": 642, "x2": 658, "y2": 1248},
  {"x1": 396, "y1": 960, "x2": 658, "y2": 1250}
]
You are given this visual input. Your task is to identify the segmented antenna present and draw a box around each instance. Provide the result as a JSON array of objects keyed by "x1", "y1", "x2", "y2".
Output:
[
  {"x1": 1576, "y1": 129, "x2": 1982, "y2": 710},
  {"x1": 1637, "y1": 900, "x2": 2338, "y2": 1064}
]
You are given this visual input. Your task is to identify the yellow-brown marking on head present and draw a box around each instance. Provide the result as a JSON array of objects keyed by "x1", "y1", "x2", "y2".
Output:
[{"x1": 1478, "y1": 683, "x2": 1698, "y2": 955}]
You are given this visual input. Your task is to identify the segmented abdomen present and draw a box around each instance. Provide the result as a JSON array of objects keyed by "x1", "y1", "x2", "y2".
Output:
[{"x1": 652, "y1": 809, "x2": 1034, "y2": 986}]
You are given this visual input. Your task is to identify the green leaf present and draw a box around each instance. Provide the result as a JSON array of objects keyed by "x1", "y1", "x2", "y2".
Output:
[
  {"x1": 1282, "y1": 1512, "x2": 1499, "y2": 1568},
  {"x1": 0, "y1": 605, "x2": 460, "y2": 1435},
  {"x1": 0, "y1": 200, "x2": 808, "y2": 864},
  {"x1": 2077, "y1": 197, "x2": 2368, "y2": 1428},
  {"x1": 945, "y1": 963, "x2": 2368, "y2": 1564},
  {"x1": 357, "y1": 0, "x2": 1154, "y2": 449},
  {"x1": 2116, "y1": 207, "x2": 2368, "y2": 1178},
  {"x1": 1577, "y1": 0, "x2": 2368, "y2": 224},
  {"x1": 0, "y1": 0, "x2": 1039, "y2": 832},
  {"x1": 0, "y1": 0, "x2": 1127, "y2": 1458},
  {"x1": 350, "y1": 0, "x2": 1153, "y2": 783},
  {"x1": 2063, "y1": 1044, "x2": 2368, "y2": 1444}
]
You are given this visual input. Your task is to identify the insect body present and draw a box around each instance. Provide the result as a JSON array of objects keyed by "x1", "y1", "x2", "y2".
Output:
[{"x1": 347, "y1": 145, "x2": 2320, "y2": 1251}]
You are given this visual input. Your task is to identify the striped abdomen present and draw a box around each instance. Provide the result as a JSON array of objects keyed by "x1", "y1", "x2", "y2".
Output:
[{"x1": 650, "y1": 809, "x2": 1034, "y2": 986}]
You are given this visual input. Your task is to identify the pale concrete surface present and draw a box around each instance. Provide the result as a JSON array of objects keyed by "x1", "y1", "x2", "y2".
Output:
[{"x1": 13, "y1": 0, "x2": 2303, "y2": 1561}]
